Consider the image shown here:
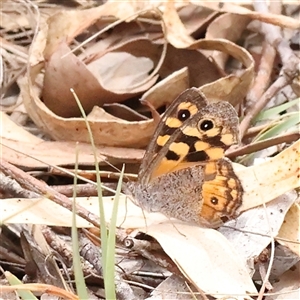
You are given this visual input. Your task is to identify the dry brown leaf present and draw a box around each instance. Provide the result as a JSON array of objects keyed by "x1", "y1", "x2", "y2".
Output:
[
  {"x1": 141, "y1": 67, "x2": 189, "y2": 109},
  {"x1": 162, "y1": 1, "x2": 195, "y2": 48},
  {"x1": 236, "y1": 140, "x2": 300, "y2": 212},
  {"x1": 88, "y1": 52, "x2": 154, "y2": 92},
  {"x1": 277, "y1": 203, "x2": 300, "y2": 256},
  {"x1": 20, "y1": 66, "x2": 157, "y2": 148},
  {"x1": 44, "y1": 42, "x2": 128, "y2": 117},
  {"x1": 21, "y1": 0, "x2": 256, "y2": 148},
  {"x1": 78, "y1": 21, "x2": 162, "y2": 61},
  {"x1": 90, "y1": 38, "x2": 161, "y2": 94},
  {"x1": 141, "y1": 222, "x2": 257, "y2": 296},
  {"x1": 159, "y1": 5, "x2": 255, "y2": 105},
  {"x1": 160, "y1": 44, "x2": 222, "y2": 87},
  {"x1": 194, "y1": 1, "x2": 300, "y2": 29},
  {"x1": 219, "y1": 191, "x2": 297, "y2": 277},
  {"x1": 105, "y1": 38, "x2": 219, "y2": 87},
  {"x1": 178, "y1": 4, "x2": 219, "y2": 37},
  {"x1": 43, "y1": 41, "x2": 157, "y2": 117},
  {"x1": 205, "y1": 13, "x2": 251, "y2": 69},
  {"x1": 191, "y1": 39, "x2": 254, "y2": 106},
  {"x1": 43, "y1": 6, "x2": 108, "y2": 59},
  {"x1": 264, "y1": 261, "x2": 300, "y2": 300},
  {"x1": 103, "y1": 103, "x2": 149, "y2": 121},
  {"x1": 2, "y1": 141, "x2": 298, "y2": 228},
  {"x1": 23, "y1": 39, "x2": 228, "y2": 147},
  {"x1": 161, "y1": 1, "x2": 299, "y2": 50},
  {"x1": 1, "y1": 112, "x2": 144, "y2": 168}
]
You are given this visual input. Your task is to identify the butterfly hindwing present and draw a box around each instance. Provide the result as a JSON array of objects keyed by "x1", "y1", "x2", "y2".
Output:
[{"x1": 200, "y1": 159, "x2": 243, "y2": 226}]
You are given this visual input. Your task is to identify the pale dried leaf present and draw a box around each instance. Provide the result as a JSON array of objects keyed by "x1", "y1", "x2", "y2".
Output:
[
  {"x1": 1, "y1": 111, "x2": 41, "y2": 144},
  {"x1": 190, "y1": 39, "x2": 254, "y2": 106},
  {"x1": 264, "y1": 261, "x2": 300, "y2": 300},
  {"x1": 139, "y1": 221, "x2": 257, "y2": 296},
  {"x1": 2, "y1": 143, "x2": 298, "y2": 227},
  {"x1": 1, "y1": 112, "x2": 144, "y2": 168},
  {"x1": 193, "y1": 1, "x2": 300, "y2": 29},
  {"x1": 20, "y1": 69, "x2": 157, "y2": 148},
  {"x1": 148, "y1": 275, "x2": 203, "y2": 300},
  {"x1": 162, "y1": 1, "x2": 195, "y2": 48},
  {"x1": 252, "y1": 244, "x2": 299, "y2": 281},
  {"x1": 0, "y1": 197, "x2": 93, "y2": 228},
  {"x1": 219, "y1": 191, "x2": 297, "y2": 275},
  {"x1": 236, "y1": 140, "x2": 300, "y2": 211},
  {"x1": 205, "y1": 13, "x2": 251, "y2": 68},
  {"x1": 277, "y1": 203, "x2": 300, "y2": 256},
  {"x1": 178, "y1": 4, "x2": 218, "y2": 37},
  {"x1": 89, "y1": 52, "x2": 154, "y2": 92},
  {"x1": 141, "y1": 67, "x2": 189, "y2": 109}
]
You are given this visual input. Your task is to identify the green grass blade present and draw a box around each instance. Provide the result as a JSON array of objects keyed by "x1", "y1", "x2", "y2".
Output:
[
  {"x1": 255, "y1": 98, "x2": 299, "y2": 121},
  {"x1": 104, "y1": 164, "x2": 125, "y2": 300},
  {"x1": 70, "y1": 89, "x2": 108, "y2": 274},
  {"x1": 255, "y1": 113, "x2": 299, "y2": 142},
  {"x1": 71, "y1": 143, "x2": 89, "y2": 300},
  {"x1": 5, "y1": 271, "x2": 38, "y2": 300},
  {"x1": 239, "y1": 113, "x2": 299, "y2": 164}
]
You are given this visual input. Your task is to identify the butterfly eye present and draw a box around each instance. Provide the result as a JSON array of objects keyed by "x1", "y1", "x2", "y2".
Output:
[
  {"x1": 199, "y1": 119, "x2": 214, "y2": 131},
  {"x1": 177, "y1": 109, "x2": 191, "y2": 121}
]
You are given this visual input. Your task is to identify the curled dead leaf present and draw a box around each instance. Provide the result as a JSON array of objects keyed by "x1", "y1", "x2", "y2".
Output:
[{"x1": 22, "y1": 2, "x2": 254, "y2": 148}]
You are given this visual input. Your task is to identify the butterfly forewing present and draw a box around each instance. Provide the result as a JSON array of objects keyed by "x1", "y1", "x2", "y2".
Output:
[
  {"x1": 138, "y1": 88, "x2": 208, "y2": 184},
  {"x1": 139, "y1": 88, "x2": 240, "y2": 184}
]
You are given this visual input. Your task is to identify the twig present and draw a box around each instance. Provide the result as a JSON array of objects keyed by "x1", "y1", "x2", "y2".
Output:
[
  {"x1": 253, "y1": 1, "x2": 299, "y2": 78},
  {"x1": 245, "y1": 41, "x2": 276, "y2": 113},
  {"x1": 251, "y1": 4, "x2": 293, "y2": 300},
  {"x1": 0, "y1": 171, "x2": 39, "y2": 198},
  {"x1": 240, "y1": 0, "x2": 299, "y2": 137},
  {"x1": 244, "y1": 124, "x2": 274, "y2": 139},
  {"x1": 51, "y1": 183, "x2": 115, "y2": 197},
  {"x1": 227, "y1": 132, "x2": 299, "y2": 158},
  {"x1": 0, "y1": 159, "x2": 101, "y2": 228},
  {"x1": 240, "y1": 75, "x2": 291, "y2": 137}
]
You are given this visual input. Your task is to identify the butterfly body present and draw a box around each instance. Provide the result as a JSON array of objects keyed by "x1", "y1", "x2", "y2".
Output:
[{"x1": 128, "y1": 88, "x2": 243, "y2": 228}]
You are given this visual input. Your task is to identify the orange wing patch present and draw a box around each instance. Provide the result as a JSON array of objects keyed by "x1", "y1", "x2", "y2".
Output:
[{"x1": 201, "y1": 160, "x2": 243, "y2": 227}]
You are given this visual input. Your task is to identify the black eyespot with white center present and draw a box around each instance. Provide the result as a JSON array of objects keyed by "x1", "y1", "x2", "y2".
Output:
[
  {"x1": 211, "y1": 197, "x2": 218, "y2": 205},
  {"x1": 177, "y1": 109, "x2": 191, "y2": 121},
  {"x1": 199, "y1": 119, "x2": 214, "y2": 131}
]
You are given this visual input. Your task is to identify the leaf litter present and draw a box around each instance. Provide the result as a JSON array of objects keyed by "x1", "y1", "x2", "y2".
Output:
[{"x1": 1, "y1": 1, "x2": 300, "y2": 299}]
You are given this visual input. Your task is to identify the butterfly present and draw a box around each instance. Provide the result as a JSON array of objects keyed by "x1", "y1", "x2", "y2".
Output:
[{"x1": 127, "y1": 88, "x2": 243, "y2": 228}]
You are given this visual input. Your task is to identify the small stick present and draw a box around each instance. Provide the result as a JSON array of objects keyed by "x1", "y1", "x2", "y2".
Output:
[
  {"x1": 227, "y1": 132, "x2": 299, "y2": 158},
  {"x1": 245, "y1": 41, "x2": 276, "y2": 113},
  {"x1": 0, "y1": 159, "x2": 101, "y2": 228},
  {"x1": 240, "y1": 0, "x2": 299, "y2": 137},
  {"x1": 240, "y1": 75, "x2": 291, "y2": 137}
]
